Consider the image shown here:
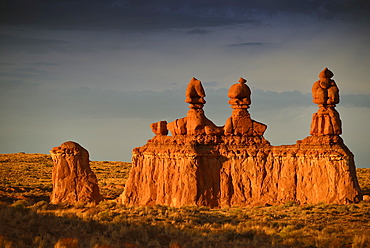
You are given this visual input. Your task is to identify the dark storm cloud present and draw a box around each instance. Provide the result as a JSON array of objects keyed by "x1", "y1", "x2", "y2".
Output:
[
  {"x1": 0, "y1": 33, "x2": 107, "y2": 54},
  {"x1": 0, "y1": 1, "x2": 256, "y2": 30},
  {"x1": 2, "y1": 0, "x2": 368, "y2": 31},
  {"x1": 0, "y1": 34, "x2": 67, "y2": 54},
  {"x1": 186, "y1": 29, "x2": 211, "y2": 35}
]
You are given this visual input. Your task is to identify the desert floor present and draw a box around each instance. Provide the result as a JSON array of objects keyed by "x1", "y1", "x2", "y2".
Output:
[{"x1": 0, "y1": 153, "x2": 369, "y2": 248}]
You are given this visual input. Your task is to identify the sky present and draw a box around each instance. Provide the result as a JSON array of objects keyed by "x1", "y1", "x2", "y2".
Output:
[{"x1": 1, "y1": 0, "x2": 370, "y2": 167}]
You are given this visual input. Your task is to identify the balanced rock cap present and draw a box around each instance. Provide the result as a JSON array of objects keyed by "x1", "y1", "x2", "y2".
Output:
[
  {"x1": 238, "y1": 77, "x2": 247, "y2": 84},
  {"x1": 319, "y1": 67, "x2": 334, "y2": 79}
]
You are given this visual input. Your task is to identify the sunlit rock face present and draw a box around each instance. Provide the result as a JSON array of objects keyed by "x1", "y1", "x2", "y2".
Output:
[
  {"x1": 50, "y1": 141, "x2": 103, "y2": 204},
  {"x1": 311, "y1": 68, "x2": 342, "y2": 136},
  {"x1": 119, "y1": 74, "x2": 361, "y2": 208}
]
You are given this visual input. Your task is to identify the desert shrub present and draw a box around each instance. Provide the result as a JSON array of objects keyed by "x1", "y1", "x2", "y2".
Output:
[
  {"x1": 300, "y1": 204, "x2": 315, "y2": 211},
  {"x1": 279, "y1": 224, "x2": 306, "y2": 239},
  {"x1": 54, "y1": 237, "x2": 79, "y2": 248},
  {"x1": 0, "y1": 235, "x2": 13, "y2": 248},
  {"x1": 283, "y1": 201, "x2": 299, "y2": 208},
  {"x1": 169, "y1": 242, "x2": 182, "y2": 248},
  {"x1": 11, "y1": 199, "x2": 32, "y2": 209},
  {"x1": 321, "y1": 225, "x2": 342, "y2": 236},
  {"x1": 93, "y1": 245, "x2": 114, "y2": 248},
  {"x1": 352, "y1": 232, "x2": 370, "y2": 248},
  {"x1": 32, "y1": 200, "x2": 49, "y2": 211},
  {"x1": 95, "y1": 211, "x2": 113, "y2": 222}
]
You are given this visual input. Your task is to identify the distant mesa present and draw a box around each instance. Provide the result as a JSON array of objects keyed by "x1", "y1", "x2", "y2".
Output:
[
  {"x1": 119, "y1": 69, "x2": 362, "y2": 208},
  {"x1": 50, "y1": 141, "x2": 103, "y2": 205}
]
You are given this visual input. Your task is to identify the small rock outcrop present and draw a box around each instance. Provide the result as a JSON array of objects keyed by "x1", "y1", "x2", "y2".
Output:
[
  {"x1": 119, "y1": 73, "x2": 361, "y2": 208},
  {"x1": 50, "y1": 141, "x2": 103, "y2": 204}
]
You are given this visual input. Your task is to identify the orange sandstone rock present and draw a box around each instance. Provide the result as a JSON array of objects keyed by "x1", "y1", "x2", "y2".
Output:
[
  {"x1": 224, "y1": 78, "x2": 267, "y2": 136},
  {"x1": 310, "y1": 68, "x2": 342, "y2": 135},
  {"x1": 150, "y1": 120, "x2": 168, "y2": 135},
  {"x1": 119, "y1": 74, "x2": 361, "y2": 208},
  {"x1": 50, "y1": 141, "x2": 103, "y2": 204},
  {"x1": 119, "y1": 135, "x2": 360, "y2": 207},
  {"x1": 185, "y1": 77, "x2": 206, "y2": 107},
  {"x1": 228, "y1": 77, "x2": 251, "y2": 106},
  {"x1": 166, "y1": 77, "x2": 223, "y2": 136}
]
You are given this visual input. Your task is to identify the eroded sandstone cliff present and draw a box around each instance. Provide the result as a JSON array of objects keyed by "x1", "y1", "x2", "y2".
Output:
[
  {"x1": 119, "y1": 72, "x2": 362, "y2": 207},
  {"x1": 119, "y1": 135, "x2": 361, "y2": 207}
]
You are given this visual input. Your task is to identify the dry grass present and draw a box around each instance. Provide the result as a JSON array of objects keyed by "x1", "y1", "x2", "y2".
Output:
[
  {"x1": 357, "y1": 168, "x2": 370, "y2": 193},
  {"x1": 0, "y1": 153, "x2": 130, "y2": 203},
  {"x1": 0, "y1": 153, "x2": 370, "y2": 248}
]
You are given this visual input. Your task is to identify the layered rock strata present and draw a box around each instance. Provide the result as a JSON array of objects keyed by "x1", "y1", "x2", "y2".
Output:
[
  {"x1": 120, "y1": 135, "x2": 360, "y2": 207},
  {"x1": 119, "y1": 74, "x2": 361, "y2": 207},
  {"x1": 50, "y1": 141, "x2": 103, "y2": 204}
]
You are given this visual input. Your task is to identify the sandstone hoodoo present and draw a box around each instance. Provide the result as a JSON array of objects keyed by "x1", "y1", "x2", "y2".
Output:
[
  {"x1": 50, "y1": 141, "x2": 103, "y2": 204},
  {"x1": 310, "y1": 67, "x2": 342, "y2": 136},
  {"x1": 166, "y1": 77, "x2": 223, "y2": 136},
  {"x1": 225, "y1": 77, "x2": 267, "y2": 136},
  {"x1": 119, "y1": 71, "x2": 361, "y2": 208}
]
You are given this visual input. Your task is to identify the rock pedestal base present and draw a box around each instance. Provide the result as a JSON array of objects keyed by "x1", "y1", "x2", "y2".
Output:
[{"x1": 119, "y1": 135, "x2": 361, "y2": 208}]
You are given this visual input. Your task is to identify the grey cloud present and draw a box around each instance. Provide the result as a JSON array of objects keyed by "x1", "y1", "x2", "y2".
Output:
[
  {"x1": 341, "y1": 94, "x2": 370, "y2": 108},
  {"x1": 15, "y1": 68, "x2": 48, "y2": 73},
  {"x1": 0, "y1": 80, "x2": 39, "y2": 92},
  {"x1": 202, "y1": 81, "x2": 220, "y2": 87},
  {"x1": 227, "y1": 42, "x2": 269, "y2": 47},
  {"x1": 106, "y1": 1, "x2": 370, "y2": 22},
  {"x1": 23, "y1": 62, "x2": 60, "y2": 67},
  {"x1": 0, "y1": 67, "x2": 62, "y2": 81},
  {"x1": 1, "y1": 1, "x2": 368, "y2": 32},
  {"x1": 186, "y1": 29, "x2": 211, "y2": 35},
  {"x1": 251, "y1": 90, "x2": 370, "y2": 110},
  {"x1": 0, "y1": 33, "x2": 104, "y2": 55},
  {"x1": 0, "y1": 34, "x2": 67, "y2": 54},
  {"x1": 2, "y1": 86, "x2": 368, "y2": 122},
  {"x1": 252, "y1": 89, "x2": 311, "y2": 108},
  {"x1": 0, "y1": 1, "x2": 258, "y2": 31},
  {"x1": 0, "y1": 62, "x2": 60, "y2": 66}
]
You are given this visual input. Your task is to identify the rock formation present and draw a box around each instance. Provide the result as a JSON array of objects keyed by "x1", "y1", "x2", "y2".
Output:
[
  {"x1": 150, "y1": 120, "x2": 168, "y2": 136},
  {"x1": 185, "y1": 77, "x2": 206, "y2": 107},
  {"x1": 50, "y1": 141, "x2": 103, "y2": 204},
  {"x1": 310, "y1": 68, "x2": 342, "y2": 135},
  {"x1": 164, "y1": 77, "x2": 223, "y2": 136},
  {"x1": 119, "y1": 75, "x2": 361, "y2": 208},
  {"x1": 224, "y1": 77, "x2": 267, "y2": 136}
]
